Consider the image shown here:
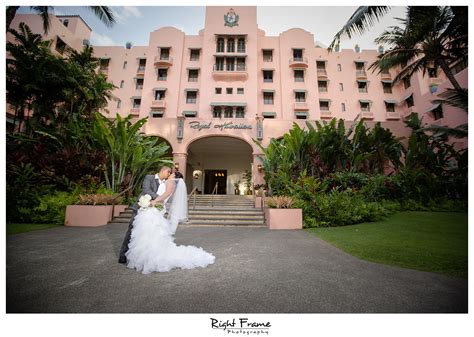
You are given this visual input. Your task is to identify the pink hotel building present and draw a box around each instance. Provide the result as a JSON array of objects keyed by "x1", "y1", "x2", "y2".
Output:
[{"x1": 7, "y1": 6, "x2": 468, "y2": 194}]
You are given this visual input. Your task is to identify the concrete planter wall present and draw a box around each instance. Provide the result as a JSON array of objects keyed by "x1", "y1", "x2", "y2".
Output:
[
  {"x1": 264, "y1": 208, "x2": 303, "y2": 230},
  {"x1": 255, "y1": 196, "x2": 264, "y2": 208},
  {"x1": 65, "y1": 205, "x2": 128, "y2": 227}
]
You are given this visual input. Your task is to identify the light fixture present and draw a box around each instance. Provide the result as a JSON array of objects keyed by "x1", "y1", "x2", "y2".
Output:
[
  {"x1": 257, "y1": 164, "x2": 263, "y2": 172},
  {"x1": 193, "y1": 170, "x2": 202, "y2": 179}
]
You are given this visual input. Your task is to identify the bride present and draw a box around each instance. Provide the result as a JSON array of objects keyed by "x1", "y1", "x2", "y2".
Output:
[{"x1": 125, "y1": 173, "x2": 216, "y2": 274}]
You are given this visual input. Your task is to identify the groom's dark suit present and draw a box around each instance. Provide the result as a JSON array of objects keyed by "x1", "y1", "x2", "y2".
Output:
[{"x1": 118, "y1": 174, "x2": 163, "y2": 263}]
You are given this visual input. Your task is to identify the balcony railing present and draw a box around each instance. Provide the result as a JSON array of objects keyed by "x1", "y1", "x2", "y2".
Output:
[
  {"x1": 317, "y1": 68, "x2": 327, "y2": 77},
  {"x1": 386, "y1": 111, "x2": 400, "y2": 119},
  {"x1": 380, "y1": 71, "x2": 392, "y2": 80},
  {"x1": 294, "y1": 101, "x2": 309, "y2": 110},
  {"x1": 137, "y1": 66, "x2": 146, "y2": 74},
  {"x1": 289, "y1": 57, "x2": 308, "y2": 68},
  {"x1": 151, "y1": 100, "x2": 166, "y2": 109},
  {"x1": 360, "y1": 110, "x2": 373, "y2": 119},
  {"x1": 318, "y1": 87, "x2": 328, "y2": 93},
  {"x1": 212, "y1": 64, "x2": 248, "y2": 80},
  {"x1": 320, "y1": 110, "x2": 332, "y2": 118},
  {"x1": 356, "y1": 69, "x2": 367, "y2": 78},
  {"x1": 131, "y1": 107, "x2": 140, "y2": 113},
  {"x1": 154, "y1": 55, "x2": 173, "y2": 66}
]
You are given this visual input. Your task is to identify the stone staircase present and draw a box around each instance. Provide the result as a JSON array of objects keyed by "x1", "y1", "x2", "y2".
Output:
[{"x1": 107, "y1": 195, "x2": 265, "y2": 227}]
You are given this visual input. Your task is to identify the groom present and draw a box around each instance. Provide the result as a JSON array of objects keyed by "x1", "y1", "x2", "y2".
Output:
[{"x1": 118, "y1": 166, "x2": 173, "y2": 264}]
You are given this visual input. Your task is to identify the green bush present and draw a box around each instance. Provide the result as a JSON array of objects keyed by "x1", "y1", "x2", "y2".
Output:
[
  {"x1": 33, "y1": 190, "x2": 81, "y2": 224},
  {"x1": 303, "y1": 189, "x2": 392, "y2": 228}
]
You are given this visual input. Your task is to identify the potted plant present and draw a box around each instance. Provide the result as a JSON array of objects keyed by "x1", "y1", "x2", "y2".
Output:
[
  {"x1": 242, "y1": 169, "x2": 252, "y2": 195},
  {"x1": 254, "y1": 184, "x2": 267, "y2": 197},
  {"x1": 65, "y1": 193, "x2": 126, "y2": 227},
  {"x1": 233, "y1": 180, "x2": 241, "y2": 195},
  {"x1": 264, "y1": 196, "x2": 302, "y2": 230}
]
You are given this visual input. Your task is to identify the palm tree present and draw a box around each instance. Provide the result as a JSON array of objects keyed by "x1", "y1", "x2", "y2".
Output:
[
  {"x1": 368, "y1": 7, "x2": 466, "y2": 91},
  {"x1": 6, "y1": 6, "x2": 115, "y2": 34}
]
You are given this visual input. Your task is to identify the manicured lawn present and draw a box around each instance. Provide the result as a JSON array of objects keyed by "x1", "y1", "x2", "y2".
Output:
[
  {"x1": 7, "y1": 223, "x2": 61, "y2": 235},
  {"x1": 306, "y1": 211, "x2": 468, "y2": 278}
]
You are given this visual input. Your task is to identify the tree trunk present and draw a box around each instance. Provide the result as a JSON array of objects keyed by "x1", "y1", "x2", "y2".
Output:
[
  {"x1": 6, "y1": 6, "x2": 20, "y2": 33},
  {"x1": 438, "y1": 58, "x2": 462, "y2": 90}
]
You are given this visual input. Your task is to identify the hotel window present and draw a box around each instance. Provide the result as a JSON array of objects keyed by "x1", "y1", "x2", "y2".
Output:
[
  {"x1": 224, "y1": 106, "x2": 233, "y2": 118},
  {"x1": 215, "y1": 88, "x2": 222, "y2": 94},
  {"x1": 133, "y1": 98, "x2": 141, "y2": 109},
  {"x1": 226, "y1": 57, "x2": 235, "y2": 71},
  {"x1": 341, "y1": 103, "x2": 346, "y2": 112},
  {"x1": 213, "y1": 106, "x2": 222, "y2": 118},
  {"x1": 355, "y1": 61, "x2": 365, "y2": 71},
  {"x1": 263, "y1": 50, "x2": 273, "y2": 62},
  {"x1": 432, "y1": 105, "x2": 444, "y2": 120},
  {"x1": 216, "y1": 38, "x2": 225, "y2": 53},
  {"x1": 236, "y1": 58, "x2": 246, "y2": 71},
  {"x1": 135, "y1": 78, "x2": 144, "y2": 90},
  {"x1": 452, "y1": 58, "x2": 467, "y2": 75},
  {"x1": 120, "y1": 80, "x2": 124, "y2": 88},
  {"x1": 157, "y1": 68, "x2": 168, "y2": 81},
  {"x1": 319, "y1": 100, "x2": 330, "y2": 111},
  {"x1": 403, "y1": 77, "x2": 411, "y2": 89},
  {"x1": 358, "y1": 81, "x2": 368, "y2": 93},
  {"x1": 360, "y1": 101, "x2": 370, "y2": 112},
  {"x1": 237, "y1": 88, "x2": 244, "y2": 95},
  {"x1": 55, "y1": 37, "x2": 67, "y2": 54},
  {"x1": 385, "y1": 102, "x2": 396, "y2": 112},
  {"x1": 117, "y1": 100, "x2": 121, "y2": 108},
  {"x1": 337, "y1": 64, "x2": 342, "y2": 72},
  {"x1": 293, "y1": 49, "x2": 303, "y2": 61},
  {"x1": 123, "y1": 61, "x2": 127, "y2": 69},
  {"x1": 428, "y1": 67, "x2": 438, "y2": 78},
  {"x1": 316, "y1": 61, "x2": 326, "y2": 74},
  {"x1": 295, "y1": 92, "x2": 306, "y2": 102},
  {"x1": 160, "y1": 48, "x2": 170, "y2": 60},
  {"x1": 186, "y1": 91, "x2": 197, "y2": 104},
  {"x1": 190, "y1": 49, "x2": 200, "y2": 61},
  {"x1": 188, "y1": 69, "x2": 199, "y2": 82},
  {"x1": 226, "y1": 88, "x2": 233, "y2": 94},
  {"x1": 382, "y1": 82, "x2": 392, "y2": 94},
  {"x1": 294, "y1": 70, "x2": 304, "y2": 82},
  {"x1": 63, "y1": 19, "x2": 69, "y2": 27},
  {"x1": 215, "y1": 57, "x2": 225, "y2": 71},
  {"x1": 406, "y1": 94, "x2": 415, "y2": 108},
  {"x1": 151, "y1": 111, "x2": 164, "y2": 118},
  {"x1": 155, "y1": 90, "x2": 165, "y2": 100},
  {"x1": 318, "y1": 81, "x2": 328, "y2": 92},
  {"x1": 138, "y1": 58, "x2": 146, "y2": 71},
  {"x1": 237, "y1": 38, "x2": 246, "y2": 53},
  {"x1": 263, "y1": 70, "x2": 273, "y2": 83},
  {"x1": 339, "y1": 83, "x2": 344, "y2": 91},
  {"x1": 227, "y1": 38, "x2": 235, "y2": 53},
  {"x1": 236, "y1": 106, "x2": 245, "y2": 118},
  {"x1": 296, "y1": 113, "x2": 307, "y2": 120},
  {"x1": 263, "y1": 92, "x2": 274, "y2": 105}
]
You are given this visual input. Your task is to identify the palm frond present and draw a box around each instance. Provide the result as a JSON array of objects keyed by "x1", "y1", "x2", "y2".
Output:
[
  {"x1": 88, "y1": 6, "x2": 116, "y2": 27},
  {"x1": 432, "y1": 88, "x2": 468, "y2": 113},
  {"x1": 328, "y1": 6, "x2": 391, "y2": 51}
]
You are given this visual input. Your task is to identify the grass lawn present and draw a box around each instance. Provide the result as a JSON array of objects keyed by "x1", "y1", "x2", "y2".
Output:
[
  {"x1": 306, "y1": 211, "x2": 468, "y2": 278},
  {"x1": 7, "y1": 223, "x2": 62, "y2": 235}
]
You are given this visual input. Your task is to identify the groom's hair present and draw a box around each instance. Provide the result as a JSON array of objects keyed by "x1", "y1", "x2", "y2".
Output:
[{"x1": 160, "y1": 166, "x2": 172, "y2": 173}]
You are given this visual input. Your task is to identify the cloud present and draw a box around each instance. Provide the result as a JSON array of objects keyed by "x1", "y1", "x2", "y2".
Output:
[
  {"x1": 113, "y1": 6, "x2": 143, "y2": 24},
  {"x1": 90, "y1": 32, "x2": 116, "y2": 46}
]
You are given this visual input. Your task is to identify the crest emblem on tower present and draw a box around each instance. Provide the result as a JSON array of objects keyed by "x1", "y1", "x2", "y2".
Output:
[{"x1": 224, "y1": 8, "x2": 239, "y2": 27}]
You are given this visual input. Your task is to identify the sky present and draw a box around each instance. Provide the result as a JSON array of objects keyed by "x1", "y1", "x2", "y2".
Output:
[{"x1": 17, "y1": 6, "x2": 408, "y2": 50}]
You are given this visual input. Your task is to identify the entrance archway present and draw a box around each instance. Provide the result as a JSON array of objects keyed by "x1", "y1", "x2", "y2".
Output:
[{"x1": 187, "y1": 136, "x2": 253, "y2": 195}]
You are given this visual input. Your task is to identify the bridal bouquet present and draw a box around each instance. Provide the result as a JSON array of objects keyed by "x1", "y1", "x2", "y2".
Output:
[{"x1": 138, "y1": 194, "x2": 164, "y2": 211}]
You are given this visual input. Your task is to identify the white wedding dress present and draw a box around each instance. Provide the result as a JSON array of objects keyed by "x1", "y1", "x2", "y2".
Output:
[{"x1": 125, "y1": 179, "x2": 216, "y2": 274}]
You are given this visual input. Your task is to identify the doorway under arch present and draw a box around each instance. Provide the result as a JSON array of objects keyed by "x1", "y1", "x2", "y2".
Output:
[{"x1": 186, "y1": 136, "x2": 253, "y2": 195}]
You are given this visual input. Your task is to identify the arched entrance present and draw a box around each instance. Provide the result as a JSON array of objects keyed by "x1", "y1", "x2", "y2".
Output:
[{"x1": 186, "y1": 136, "x2": 253, "y2": 195}]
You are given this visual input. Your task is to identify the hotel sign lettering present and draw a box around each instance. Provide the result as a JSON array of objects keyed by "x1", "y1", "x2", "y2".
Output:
[{"x1": 189, "y1": 121, "x2": 252, "y2": 131}]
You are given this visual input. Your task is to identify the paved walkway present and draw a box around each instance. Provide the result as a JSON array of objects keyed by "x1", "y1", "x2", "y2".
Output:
[{"x1": 6, "y1": 224, "x2": 467, "y2": 313}]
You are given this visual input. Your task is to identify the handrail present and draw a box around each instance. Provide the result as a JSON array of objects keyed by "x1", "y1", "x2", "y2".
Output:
[
  {"x1": 261, "y1": 189, "x2": 266, "y2": 226},
  {"x1": 188, "y1": 186, "x2": 198, "y2": 210},
  {"x1": 211, "y1": 182, "x2": 219, "y2": 207},
  {"x1": 111, "y1": 185, "x2": 134, "y2": 221}
]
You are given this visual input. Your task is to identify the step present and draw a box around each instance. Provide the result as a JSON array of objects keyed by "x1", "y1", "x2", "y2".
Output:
[
  {"x1": 189, "y1": 215, "x2": 264, "y2": 220},
  {"x1": 187, "y1": 221, "x2": 265, "y2": 227},
  {"x1": 189, "y1": 210, "x2": 263, "y2": 215}
]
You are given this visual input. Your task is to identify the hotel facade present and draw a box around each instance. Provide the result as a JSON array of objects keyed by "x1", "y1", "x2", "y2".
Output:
[{"x1": 7, "y1": 6, "x2": 468, "y2": 194}]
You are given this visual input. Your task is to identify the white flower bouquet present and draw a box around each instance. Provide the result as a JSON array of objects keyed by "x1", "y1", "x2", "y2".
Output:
[{"x1": 138, "y1": 194, "x2": 164, "y2": 211}]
